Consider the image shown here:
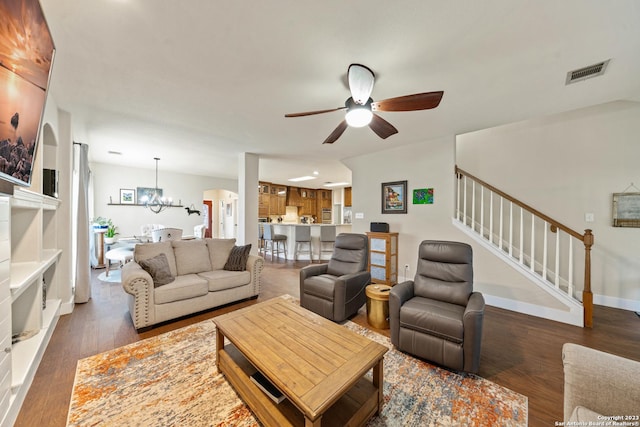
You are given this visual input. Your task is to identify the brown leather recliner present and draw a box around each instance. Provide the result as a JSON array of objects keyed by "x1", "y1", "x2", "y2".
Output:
[
  {"x1": 389, "y1": 240, "x2": 485, "y2": 373},
  {"x1": 300, "y1": 233, "x2": 370, "y2": 322}
]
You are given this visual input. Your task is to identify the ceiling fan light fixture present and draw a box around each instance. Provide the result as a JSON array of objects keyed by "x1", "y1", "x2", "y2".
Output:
[{"x1": 345, "y1": 107, "x2": 373, "y2": 128}]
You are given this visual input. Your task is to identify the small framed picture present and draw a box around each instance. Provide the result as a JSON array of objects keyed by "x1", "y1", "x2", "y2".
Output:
[
  {"x1": 120, "y1": 188, "x2": 135, "y2": 204},
  {"x1": 381, "y1": 180, "x2": 408, "y2": 214},
  {"x1": 413, "y1": 188, "x2": 434, "y2": 204}
]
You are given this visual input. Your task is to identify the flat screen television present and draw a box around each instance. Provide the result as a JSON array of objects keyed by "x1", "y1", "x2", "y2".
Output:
[{"x1": 0, "y1": 0, "x2": 55, "y2": 187}]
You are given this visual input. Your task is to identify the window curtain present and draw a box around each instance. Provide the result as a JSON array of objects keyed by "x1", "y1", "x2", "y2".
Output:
[{"x1": 74, "y1": 143, "x2": 91, "y2": 303}]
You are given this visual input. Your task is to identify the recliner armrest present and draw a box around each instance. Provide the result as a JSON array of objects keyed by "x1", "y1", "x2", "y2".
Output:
[
  {"x1": 389, "y1": 281, "x2": 415, "y2": 346},
  {"x1": 336, "y1": 270, "x2": 371, "y2": 286},
  {"x1": 300, "y1": 263, "x2": 329, "y2": 281},
  {"x1": 462, "y1": 291, "x2": 485, "y2": 373}
]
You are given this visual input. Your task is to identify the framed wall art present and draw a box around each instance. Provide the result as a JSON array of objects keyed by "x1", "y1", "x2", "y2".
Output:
[
  {"x1": 381, "y1": 180, "x2": 407, "y2": 214},
  {"x1": 119, "y1": 188, "x2": 135, "y2": 204},
  {"x1": 612, "y1": 192, "x2": 640, "y2": 227},
  {"x1": 413, "y1": 188, "x2": 434, "y2": 204},
  {"x1": 0, "y1": 0, "x2": 55, "y2": 187},
  {"x1": 137, "y1": 187, "x2": 160, "y2": 203}
]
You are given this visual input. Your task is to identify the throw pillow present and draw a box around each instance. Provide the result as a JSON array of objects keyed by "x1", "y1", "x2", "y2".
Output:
[
  {"x1": 139, "y1": 253, "x2": 175, "y2": 287},
  {"x1": 223, "y1": 244, "x2": 252, "y2": 271}
]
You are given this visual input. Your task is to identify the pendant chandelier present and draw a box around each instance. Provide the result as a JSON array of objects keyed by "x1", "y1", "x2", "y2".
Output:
[{"x1": 141, "y1": 157, "x2": 173, "y2": 214}]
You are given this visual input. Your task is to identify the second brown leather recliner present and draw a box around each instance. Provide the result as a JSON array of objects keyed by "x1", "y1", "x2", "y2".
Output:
[
  {"x1": 389, "y1": 240, "x2": 485, "y2": 373},
  {"x1": 299, "y1": 233, "x2": 370, "y2": 322}
]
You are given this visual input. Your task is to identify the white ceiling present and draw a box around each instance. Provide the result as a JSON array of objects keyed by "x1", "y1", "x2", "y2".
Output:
[{"x1": 40, "y1": 0, "x2": 640, "y2": 188}]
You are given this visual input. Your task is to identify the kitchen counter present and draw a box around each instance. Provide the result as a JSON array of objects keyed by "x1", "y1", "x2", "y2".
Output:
[{"x1": 266, "y1": 224, "x2": 352, "y2": 261}]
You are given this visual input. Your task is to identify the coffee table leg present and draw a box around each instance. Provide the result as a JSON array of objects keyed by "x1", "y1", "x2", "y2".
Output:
[
  {"x1": 216, "y1": 328, "x2": 224, "y2": 371},
  {"x1": 372, "y1": 358, "x2": 384, "y2": 415},
  {"x1": 305, "y1": 415, "x2": 321, "y2": 427}
]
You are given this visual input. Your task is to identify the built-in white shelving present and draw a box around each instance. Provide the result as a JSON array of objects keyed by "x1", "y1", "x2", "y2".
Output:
[{"x1": 1, "y1": 182, "x2": 63, "y2": 426}]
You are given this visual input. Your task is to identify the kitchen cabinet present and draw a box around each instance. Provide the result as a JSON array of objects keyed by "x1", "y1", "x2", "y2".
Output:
[
  {"x1": 258, "y1": 182, "x2": 270, "y2": 217},
  {"x1": 366, "y1": 232, "x2": 398, "y2": 286},
  {"x1": 269, "y1": 185, "x2": 286, "y2": 216},
  {"x1": 299, "y1": 189, "x2": 317, "y2": 216},
  {"x1": 344, "y1": 187, "x2": 352, "y2": 207},
  {"x1": 319, "y1": 190, "x2": 332, "y2": 209}
]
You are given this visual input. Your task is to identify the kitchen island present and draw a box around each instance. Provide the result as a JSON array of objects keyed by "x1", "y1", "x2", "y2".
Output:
[{"x1": 268, "y1": 224, "x2": 352, "y2": 261}]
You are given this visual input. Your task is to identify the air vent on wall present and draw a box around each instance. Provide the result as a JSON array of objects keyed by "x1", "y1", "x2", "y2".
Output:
[{"x1": 565, "y1": 59, "x2": 610, "y2": 85}]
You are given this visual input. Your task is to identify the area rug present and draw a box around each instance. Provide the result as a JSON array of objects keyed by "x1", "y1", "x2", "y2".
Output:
[{"x1": 67, "y1": 301, "x2": 527, "y2": 426}]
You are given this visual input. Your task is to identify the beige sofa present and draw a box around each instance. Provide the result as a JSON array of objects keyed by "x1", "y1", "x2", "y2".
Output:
[
  {"x1": 563, "y1": 343, "x2": 640, "y2": 423},
  {"x1": 122, "y1": 238, "x2": 263, "y2": 330}
]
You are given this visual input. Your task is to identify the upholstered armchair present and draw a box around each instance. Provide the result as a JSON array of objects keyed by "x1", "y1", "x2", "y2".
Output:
[
  {"x1": 389, "y1": 240, "x2": 485, "y2": 373},
  {"x1": 300, "y1": 233, "x2": 370, "y2": 322}
]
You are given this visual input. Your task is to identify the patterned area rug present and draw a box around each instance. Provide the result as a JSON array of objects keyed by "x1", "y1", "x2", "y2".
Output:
[{"x1": 67, "y1": 300, "x2": 527, "y2": 426}]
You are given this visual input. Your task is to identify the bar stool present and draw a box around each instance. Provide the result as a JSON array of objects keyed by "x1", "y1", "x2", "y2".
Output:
[
  {"x1": 263, "y1": 224, "x2": 287, "y2": 261},
  {"x1": 318, "y1": 225, "x2": 336, "y2": 262},
  {"x1": 294, "y1": 225, "x2": 313, "y2": 262}
]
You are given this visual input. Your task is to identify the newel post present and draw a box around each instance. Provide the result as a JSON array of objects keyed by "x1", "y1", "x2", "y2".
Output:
[{"x1": 583, "y1": 229, "x2": 594, "y2": 328}]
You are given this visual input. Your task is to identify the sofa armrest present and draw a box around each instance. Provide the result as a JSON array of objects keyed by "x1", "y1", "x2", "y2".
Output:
[
  {"x1": 563, "y1": 343, "x2": 640, "y2": 422},
  {"x1": 389, "y1": 280, "x2": 415, "y2": 346},
  {"x1": 121, "y1": 261, "x2": 155, "y2": 329},
  {"x1": 245, "y1": 254, "x2": 264, "y2": 296}
]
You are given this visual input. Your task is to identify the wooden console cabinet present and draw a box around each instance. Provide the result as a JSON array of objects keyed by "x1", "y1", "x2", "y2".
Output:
[{"x1": 366, "y1": 232, "x2": 398, "y2": 286}]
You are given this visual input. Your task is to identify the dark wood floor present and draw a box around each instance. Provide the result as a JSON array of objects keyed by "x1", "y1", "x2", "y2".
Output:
[{"x1": 15, "y1": 259, "x2": 640, "y2": 427}]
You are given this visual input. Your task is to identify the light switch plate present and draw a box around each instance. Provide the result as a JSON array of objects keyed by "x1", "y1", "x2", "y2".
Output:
[
  {"x1": 585, "y1": 213, "x2": 595, "y2": 222},
  {"x1": 355, "y1": 212, "x2": 364, "y2": 219}
]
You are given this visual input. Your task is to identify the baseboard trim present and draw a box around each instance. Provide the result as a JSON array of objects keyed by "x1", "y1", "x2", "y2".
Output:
[
  {"x1": 593, "y1": 294, "x2": 640, "y2": 312},
  {"x1": 484, "y1": 294, "x2": 584, "y2": 327}
]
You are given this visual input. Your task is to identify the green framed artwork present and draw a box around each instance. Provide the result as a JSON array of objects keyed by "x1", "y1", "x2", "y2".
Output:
[{"x1": 413, "y1": 188, "x2": 434, "y2": 204}]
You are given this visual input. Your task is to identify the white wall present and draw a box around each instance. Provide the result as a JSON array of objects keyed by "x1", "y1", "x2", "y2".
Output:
[
  {"x1": 343, "y1": 134, "x2": 458, "y2": 261},
  {"x1": 343, "y1": 134, "x2": 540, "y2": 290},
  {"x1": 344, "y1": 112, "x2": 624, "y2": 317},
  {"x1": 456, "y1": 101, "x2": 640, "y2": 310},
  {"x1": 91, "y1": 162, "x2": 236, "y2": 238}
]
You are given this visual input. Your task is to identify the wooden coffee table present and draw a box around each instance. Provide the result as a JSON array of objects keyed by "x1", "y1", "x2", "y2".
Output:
[{"x1": 214, "y1": 297, "x2": 388, "y2": 427}]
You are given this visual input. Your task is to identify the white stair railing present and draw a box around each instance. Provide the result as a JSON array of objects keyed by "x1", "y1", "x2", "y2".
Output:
[{"x1": 455, "y1": 166, "x2": 594, "y2": 327}]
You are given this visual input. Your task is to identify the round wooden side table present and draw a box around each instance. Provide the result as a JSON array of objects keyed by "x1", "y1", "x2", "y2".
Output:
[{"x1": 365, "y1": 284, "x2": 392, "y2": 329}]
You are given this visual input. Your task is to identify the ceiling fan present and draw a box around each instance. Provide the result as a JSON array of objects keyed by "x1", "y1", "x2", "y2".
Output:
[{"x1": 285, "y1": 63, "x2": 444, "y2": 144}]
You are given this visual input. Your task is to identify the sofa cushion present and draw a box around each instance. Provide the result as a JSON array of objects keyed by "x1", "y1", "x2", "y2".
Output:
[
  {"x1": 172, "y1": 240, "x2": 212, "y2": 275},
  {"x1": 197, "y1": 270, "x2": 251, "y2": 292},
  {"x1": 134, "y1": 241, "x2": 178, "y2": 277},
  {"x1": 399, "y1": 296, "x2": 465, "y2": 344},
  {"x1": 205, "y1": 238, "x2": 236, "y2": 270},
  {"x1": 224, "y1": 244, "x2": 252, "y2": 271},
  {"x1": 138, "y1": 253, "x2": 175, "y2": 287},
  {"x1": 154, "y1": 274, "x2": 209, "y2": 304}
]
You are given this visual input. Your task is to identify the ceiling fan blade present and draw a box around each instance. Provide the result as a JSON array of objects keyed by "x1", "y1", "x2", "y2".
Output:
[
  {"x1": 371, "y1": 91, "x2": 444, "y2": 112},
  {"x1": 348, "y1": 63, "x2": 375, "y2": 105},
  {"x1": 285, "y1": 106, "x2": 346, "y2": 118},
  {"x1": 323, "y1": 120, "x2": 348, "y2": 144},
  {"x1": 369, "y1": 114, "x2": 398, "y2": 139}
]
